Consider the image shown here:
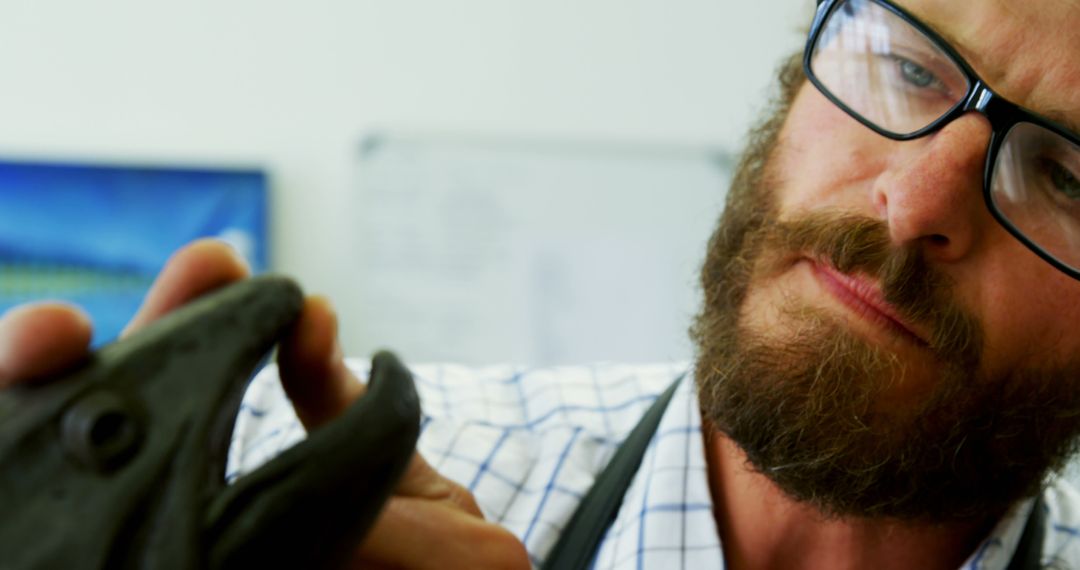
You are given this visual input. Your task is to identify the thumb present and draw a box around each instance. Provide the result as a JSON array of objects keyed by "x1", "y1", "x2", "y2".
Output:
[
  {"x1": 276, "y1": 295, "x2": 364, "y2": 430},
  {"x1": 394, "y1": 452, "x2": 484, "y2": 519},
  {"x1": 276, "y1": 297, "x2": 482, "y2": 518}
]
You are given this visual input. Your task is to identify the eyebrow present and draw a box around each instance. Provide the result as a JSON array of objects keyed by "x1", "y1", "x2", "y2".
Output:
[
  {"x1": 1041, "y1": 109, "x2": 1080, "y2": 139},
  {"x1": 928, "y1": 26, "x2": 1080, "y2": 138}
]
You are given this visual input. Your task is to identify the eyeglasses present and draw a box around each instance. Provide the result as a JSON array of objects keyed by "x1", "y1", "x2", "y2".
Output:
[{"x1": 804, "y1": 0, "x2": 1080, "y2": 281}]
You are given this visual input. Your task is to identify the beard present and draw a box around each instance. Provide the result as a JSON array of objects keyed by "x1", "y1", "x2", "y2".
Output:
[{"x1": 692, "y1": 54, "x2": 1080, "y2": 522}]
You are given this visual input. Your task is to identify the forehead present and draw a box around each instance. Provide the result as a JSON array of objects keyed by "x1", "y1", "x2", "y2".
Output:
[{"x1": 898, "y1": 0, "x2": 1080, "y2": 132}]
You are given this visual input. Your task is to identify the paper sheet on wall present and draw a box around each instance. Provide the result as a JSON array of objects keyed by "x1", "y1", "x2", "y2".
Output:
[{"x1": 351, "y1": 134, "x2": 733, "y2": 366}]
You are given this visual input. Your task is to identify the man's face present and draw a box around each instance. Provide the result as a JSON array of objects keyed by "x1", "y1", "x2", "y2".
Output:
[
  {"x1": 768, "y1": 0, "x2": 1080, "y2": 398},
  {"x1": 695, "y1": 0, "x2": 1080, "y2": 521}
]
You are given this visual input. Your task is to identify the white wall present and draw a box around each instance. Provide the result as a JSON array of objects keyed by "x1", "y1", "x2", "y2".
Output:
[{"x1": 0, "y1": 0, "x2": 809, "y2": 355}]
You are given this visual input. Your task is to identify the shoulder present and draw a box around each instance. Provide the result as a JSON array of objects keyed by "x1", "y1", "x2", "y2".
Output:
[
  {"x1": 1042, "y1": 476, "x2": 1080, "y2": 568},
  {"x1": 227, "y1": 359, "x2": 688, "y2": 478},
  {"x1": 227, "y1": 360, "x2": 691, "y2": 565},
  {"x1": 397, "y1": 360, "x2": 687, "y2": 436},
  {"x1": 402, "y1": 360, "x2": 690, "y2": 555}
]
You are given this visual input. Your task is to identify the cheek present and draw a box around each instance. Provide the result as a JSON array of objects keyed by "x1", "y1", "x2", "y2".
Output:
[
  {"x1": 976, "y1": 255, "x2": 1080, "y2": 375},
  {"x1": 772, "y1": 87, "x2": 891, "y2": 216}
]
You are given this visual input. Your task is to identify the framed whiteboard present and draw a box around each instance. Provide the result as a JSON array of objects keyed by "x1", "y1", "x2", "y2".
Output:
[{"x1": 350, "y1": 133, "x2": 733, "y2": 366}]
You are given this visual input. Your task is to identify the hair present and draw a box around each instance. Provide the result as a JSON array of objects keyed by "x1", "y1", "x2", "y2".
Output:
[{"x1": 695, "y1": 51, "x2": 804, "y2": 343}]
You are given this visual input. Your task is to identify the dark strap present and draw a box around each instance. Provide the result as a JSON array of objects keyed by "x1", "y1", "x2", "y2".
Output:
[
  {"x1": 541, "y1": 374, "x2": 684, "y2": 570},
  {"x1": 1007, "y1": 495, "x2": 1045, "y2": 570},
  {"x1": 540, "y1": 371, "x2": 1045, "y2": 570}
]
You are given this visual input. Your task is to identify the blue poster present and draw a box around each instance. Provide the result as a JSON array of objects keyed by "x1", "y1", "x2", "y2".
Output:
[{"x1": 0, "y1": 159, "x2": 268, "y2": 347}]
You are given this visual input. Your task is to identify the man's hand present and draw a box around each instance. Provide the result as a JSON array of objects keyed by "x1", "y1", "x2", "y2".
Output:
[
  {"x1": 277, "y1": 295, "x2": 531, "y2": 569},
  {"x1": 0, "y1": 302, "x2": 92, "y2": 389},
  {"x1": 0, "y1": 239, "x2": 248, "y2": 388},
  {"x1": 0, "y1": 239, "x2": 529, "y2": 570}
]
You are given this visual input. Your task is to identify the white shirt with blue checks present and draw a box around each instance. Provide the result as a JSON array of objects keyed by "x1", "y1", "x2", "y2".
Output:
[{"x1": 228, "y1": 360, "x2": 1080, "y2": 569}]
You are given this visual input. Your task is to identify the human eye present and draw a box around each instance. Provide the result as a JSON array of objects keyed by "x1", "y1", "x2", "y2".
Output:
[
  {"x1": 1044, "y1": 159, "x2": 1080, "y2": 201},
  {"x1": 885, "y1": 53, "x2": 949, "y2": 94}
]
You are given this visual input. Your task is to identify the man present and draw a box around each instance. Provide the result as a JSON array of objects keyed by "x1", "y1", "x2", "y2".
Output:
[{"x1": 4, "y1": 0, "x2": 1080, "y2": 568}]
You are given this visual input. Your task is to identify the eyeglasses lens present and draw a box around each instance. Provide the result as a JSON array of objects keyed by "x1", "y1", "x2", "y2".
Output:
[
  {"x1": 810, "y1": 0, "x2": 969, "y2": 135},
  {"x1": 992, "y1": 124, "x2": 1080, "y2": 270}
]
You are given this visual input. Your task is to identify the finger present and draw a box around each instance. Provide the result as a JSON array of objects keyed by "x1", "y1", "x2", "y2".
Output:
[
  {"x1": 351, "y1": 497, "x2": 529, "y2": 570},
  {"x1": 394, "y1": 453, "x2": 484, "y2": 518},
  {"x1": 276, "y1": 295, "x2": 364, "y2": 430},
  {"x1": 122, "y1": 239, "x2": 250, "y2": 337},
  {"x1": 275, "y1": 297, "x2": 483, "y2": 516},
  {"x1": 0, "y1": 302, "x2": 92, "y2": 388}
]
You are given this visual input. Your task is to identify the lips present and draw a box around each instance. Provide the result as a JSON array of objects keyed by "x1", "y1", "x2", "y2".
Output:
[{"x1": 809, "y1": 260, "x2": 928, "y2": 346}]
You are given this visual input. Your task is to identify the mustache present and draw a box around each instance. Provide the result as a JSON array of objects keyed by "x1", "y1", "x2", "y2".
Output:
[{"x1": 758, "y1": 212, "x2": 983, "y2": 368}]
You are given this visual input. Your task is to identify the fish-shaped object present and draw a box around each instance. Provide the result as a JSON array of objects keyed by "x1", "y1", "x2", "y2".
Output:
[{"x1": 0, "y1": 276, "x2": 420, "y2": 569}]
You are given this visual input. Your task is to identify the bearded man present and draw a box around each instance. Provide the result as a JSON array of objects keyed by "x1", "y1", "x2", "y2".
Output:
[{"x1": 4, "y1": 0, "x2": 1080, "y2": 568}]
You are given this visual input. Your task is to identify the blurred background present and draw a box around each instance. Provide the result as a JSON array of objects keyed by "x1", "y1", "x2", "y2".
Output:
[{"x1": 0, "y1": 0, "x2": 808, "y2": 364}]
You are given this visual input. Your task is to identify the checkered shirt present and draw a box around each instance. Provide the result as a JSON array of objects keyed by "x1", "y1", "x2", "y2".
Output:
[{"x1": 228, "y1": 360, "x2": 1080, "y2": 569}]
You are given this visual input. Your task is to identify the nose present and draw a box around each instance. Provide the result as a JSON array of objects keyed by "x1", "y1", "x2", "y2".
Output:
[{"x1": 871, "y1": 112, "x2": 993, "y2": 261}]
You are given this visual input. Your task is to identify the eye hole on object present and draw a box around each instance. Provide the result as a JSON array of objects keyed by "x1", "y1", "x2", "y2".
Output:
[
  {"x1": 62, "y1": 391, "x2": 143, "y2": 473},
  {"x1": 89, "y1": 411, "x2": 130, "y2": 447}
]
